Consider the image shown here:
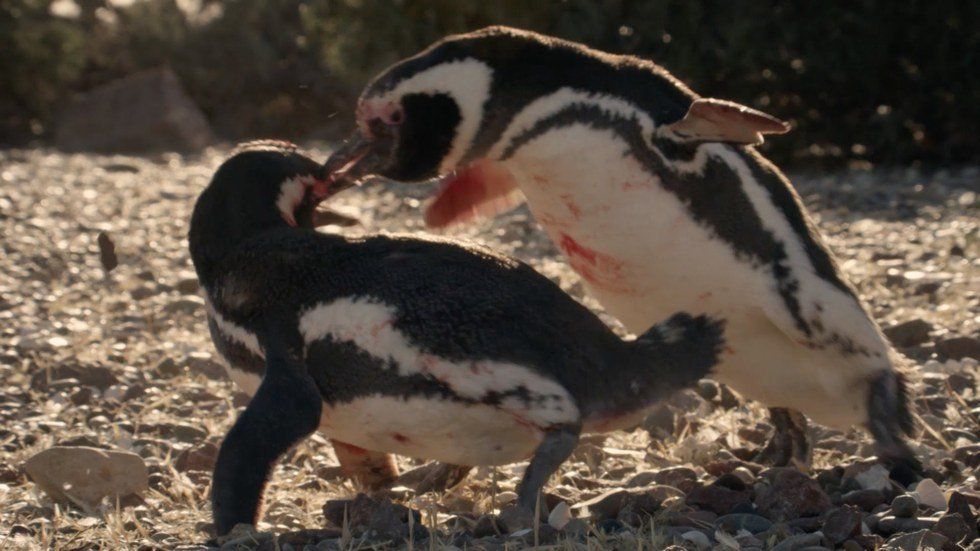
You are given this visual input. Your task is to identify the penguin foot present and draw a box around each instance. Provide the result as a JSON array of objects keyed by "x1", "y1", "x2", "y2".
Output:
[
  {"x1": 330, "y1": 440, "x2": 399, "y2": 491},
  {"x1": 754, "y1": 407, "x2": 812, "y2": 470},
  {"x1": 866, "y1": 370, "x2": 923, "y2": 486},
  {"x1": 397, "y1": 462, "x2": 473, "y2": 494},
  {"x1": 517, "y1": 424, "x2": 581, "y2": 510}
]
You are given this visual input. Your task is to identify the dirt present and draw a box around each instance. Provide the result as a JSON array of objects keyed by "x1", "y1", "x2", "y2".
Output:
[{"x1": 0, "y1": 146, "x2": 977, "y2": 550}]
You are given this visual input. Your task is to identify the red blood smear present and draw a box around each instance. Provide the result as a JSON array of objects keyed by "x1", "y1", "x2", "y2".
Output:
[
  {"x1": 560, "y1": 194, "x2": 583, "y2": 219},
  {"x1": 391, "y1": 433, "x2": 410, "y2": 443},
  {"x1": 424, "y1": 161, "x2": 521, "y2": 228},
  {"x1": 425, "y1": 166, "x2": 486, "y2": 227},
  {"x1": 558, "y1": 233, "x2": 632, "y2": 293}
]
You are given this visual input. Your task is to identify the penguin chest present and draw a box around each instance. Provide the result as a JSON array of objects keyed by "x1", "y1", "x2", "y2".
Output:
[{"x1": 512, "y1": 132, "x2": 769, "y2": 326}]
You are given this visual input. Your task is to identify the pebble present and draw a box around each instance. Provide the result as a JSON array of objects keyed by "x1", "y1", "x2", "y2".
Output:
[
  {"x1": 755, "y1": 468, "x2": 833, "y2": 521},
  {"x1": 842, "y1": 489, "x2": 886, "y2": 511},
  {"x1": 770, "y1": 532, "x2": 824, "y2": 551},
  {"x1": 852, "y1": 464, "x2": 891, "y2": 492},
  {"x1": 881, "y1": 529, "x2": 947, "y2": 551},
  {"x1": 876, "y1": 516, "x2": 937, "y2": 535},
  {"x1": 686, "y1": 483, "x2": 752, "y2": 515},
  {"x1": 680, "y1": 530, "x2": 711, "y2": 550},
  {"x1": 822, "y1": 506, "x2": 863, "y2": 544},
  {"x1": 890, "y1": 494, "x2": 918, "y2": 518},
  {"x1": 933, "y1": 512, "x2": 970, "y2": 544},
  {"x1": 174, "y1": 441, "x2": 219, "y2": 472},
  {"x1": 935, "y1": 336, "x2": 980, "y2": 360},
  {"x1": 910, "y1": 478, "x2": 946, "y2": 511},
  {"x1": 547, "y1": 501, "x2": 571, "y2": 530}
]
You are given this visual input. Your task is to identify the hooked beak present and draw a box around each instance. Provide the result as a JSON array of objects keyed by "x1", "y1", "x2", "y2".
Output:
[{"x1": 322, "y1": 126, "x2": 395, "y2": 186}]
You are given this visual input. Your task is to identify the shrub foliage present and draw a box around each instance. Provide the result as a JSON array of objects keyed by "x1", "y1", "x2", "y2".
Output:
[{"x1": 1, "y1": 0, "x2": 977, "y2": 165}]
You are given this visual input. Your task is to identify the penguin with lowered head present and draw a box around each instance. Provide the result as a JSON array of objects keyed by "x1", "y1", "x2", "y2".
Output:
[
  {"x1": 189, "y1": 141, "x2": 724, "y2": 535},
  {"x1": 327, "y1": 26, "x2": 920, "y2": 479}
]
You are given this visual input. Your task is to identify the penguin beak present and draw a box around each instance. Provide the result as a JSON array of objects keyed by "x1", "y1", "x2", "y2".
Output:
[{"x1": 323, "y1": 124, "x2": 397, "y2": 185}]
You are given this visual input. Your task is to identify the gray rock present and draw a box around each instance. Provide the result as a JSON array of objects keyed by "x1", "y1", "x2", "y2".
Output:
[
  {"x1": 653, "y1": 466, "x2": 698, "y2": 487},
  {"x1": 23, "y1": 446, "x2": 148, "y2": 509},
  {"x1": 876, "y1": 515, "x2": 937, "y2": 535},
  {"x1": 935, "y1": 335, "x2": 980, "y2": 360},
  {"x1": 842, "y1": 489, "x2": 886, "y2": 511},
  {"x1": 685, "y1": 483, "x2": 752, "y2": 515},
  {"x1": 55, "y1": 68, "x2": 213, "y2": 153},
  {"x1": 883, "y1": 319, "x2": 933, "y2": 347},
  {"x1": 822, "y1": 506, "x2": 862, "y2": 544},
  {"x1": 717, "y1": 513, "x2": 772, "y2": 534},
  {"x1": 755, "y1": 468, "x2": 833, "y2": 521},
  {"x1": 890, "y1": 494, "x2": 918, "y2": 518},
  {"x1": 933, "y1": 512, "x2": 970, "y2": 544},
  {"x1": 770, "y1": 532, "x2": 824, "y2": 551},
  {"x1": 882, "y1": 529, "x2": 947, "y2": 551}
]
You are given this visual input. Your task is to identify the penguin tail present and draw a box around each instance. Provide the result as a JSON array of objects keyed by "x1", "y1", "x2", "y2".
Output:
[{"x1": 628, "y1": 312, "x2": 726, "y2": 399}]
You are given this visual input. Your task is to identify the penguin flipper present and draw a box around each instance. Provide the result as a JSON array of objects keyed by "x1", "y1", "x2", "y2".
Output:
[
  {"x1": 211, "y1": 343, "x2": 322, "y2": 536},
  {"x1": 425, "y1": 160, "x2": 525, "y2": 228}
]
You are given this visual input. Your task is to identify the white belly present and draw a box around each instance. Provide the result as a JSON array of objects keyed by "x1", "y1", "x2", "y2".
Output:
[
  {"x1": 320, "y1": 395, "x2": 543, "y2": 466},
  {"x1": 509, "y1": 130, "x2": 885, "y2": 428},
  {"x1": 213, "y1": 345, "x2": 545, "y2": 465}
]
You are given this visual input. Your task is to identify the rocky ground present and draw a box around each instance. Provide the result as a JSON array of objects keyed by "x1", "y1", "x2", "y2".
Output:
[{"x1": 0, "y1": 146, "x2": 977, "y2": 550}]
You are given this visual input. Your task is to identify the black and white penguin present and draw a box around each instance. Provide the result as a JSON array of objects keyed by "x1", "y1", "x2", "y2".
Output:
[
  {"x1": 327, "y1": 26, "x2": 920, "y2": 477},
  {"x1": 189, "y1": 141, "x2": 724, "y2": 535}
]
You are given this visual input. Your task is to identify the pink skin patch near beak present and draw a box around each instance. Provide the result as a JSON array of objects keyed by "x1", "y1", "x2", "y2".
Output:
[
  {"x1": 424, "y1": 160, "x2": 525, "y2": 228},
  {"x1": 356, "y1": 99, "x2": 402, "y2": 138}
]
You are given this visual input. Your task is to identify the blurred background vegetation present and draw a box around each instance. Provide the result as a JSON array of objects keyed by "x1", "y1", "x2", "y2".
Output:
[{"x1": 1, "y1": 0, "x2": 977, "y2": 166}]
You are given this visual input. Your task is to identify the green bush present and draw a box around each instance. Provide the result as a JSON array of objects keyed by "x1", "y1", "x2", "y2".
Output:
[{"x1": 1, "y1": 0, "x2": 977, "y2": 166}]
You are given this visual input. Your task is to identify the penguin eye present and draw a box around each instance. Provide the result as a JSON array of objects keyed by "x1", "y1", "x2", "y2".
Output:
[{"x1": 387, "y1": 107, "x2": 403, "y2": 125}]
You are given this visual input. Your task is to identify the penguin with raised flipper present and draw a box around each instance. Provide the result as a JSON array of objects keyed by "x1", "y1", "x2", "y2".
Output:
[
  {"x1": 189, "y1": 141, "x2": 724, "y2": 535},
  {"x1": 328, "y1": 26, "x2": 920, "y2": 479}
]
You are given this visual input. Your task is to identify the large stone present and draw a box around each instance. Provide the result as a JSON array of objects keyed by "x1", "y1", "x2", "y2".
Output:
[
  {"x1": 55, "y1": 67, "x2": 213, "y2": 153},
  {"x1": 755, "y1": 468, "x2": 833, "y2": 521},
  {"x1": 23, "y1": 446, "x2": 147, "y2": 509},
  {"x1": 935, "y1": 336, "x2": 980, "y2": 360},
  {"x1": 822, "y1": 506, "x2": 862, "y2": 544},
  {"x1": 883, "y1": 319, "x2": 933, "y2": 347},
  {"x1": 685, "y1": 482, "x2": 752, "y2": 515}
]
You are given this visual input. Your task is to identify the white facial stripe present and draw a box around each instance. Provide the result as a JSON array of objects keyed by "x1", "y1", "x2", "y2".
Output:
[
  {"x1": 375, "y1": 59, "x2": 493, "y2": 172},
  {"x1": 299, "y1": 296, "x2": 579, "y2": 426},
  {"x1": 488, "y1": 88, "x2": 659, "y2": 160},
  {"x1": 276, "y1": 175, "x2": 314, "y2": 225},
  {"x1": 205, "y1": 296, "x2": 264, "y2": 357}
]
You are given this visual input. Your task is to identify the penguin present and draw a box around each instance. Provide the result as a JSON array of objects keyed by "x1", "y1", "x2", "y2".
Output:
[
  {"x1": 326, "y1": 26, "x2": 920, "y2": 478},
  {"x1": 189, "y1": 141, "x2": 724, "y2": 535}
]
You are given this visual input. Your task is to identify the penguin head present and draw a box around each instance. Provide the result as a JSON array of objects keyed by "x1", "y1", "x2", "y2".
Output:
[
  {"x1": 189, "y1": 141, "x2": 354, "y2": 279},
  {"x1": 199, "y1": 141, "x2": 347, "y2": 230},
  {"x1": 329, "y1": 26, "x2": 790, "y2": 227}
]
